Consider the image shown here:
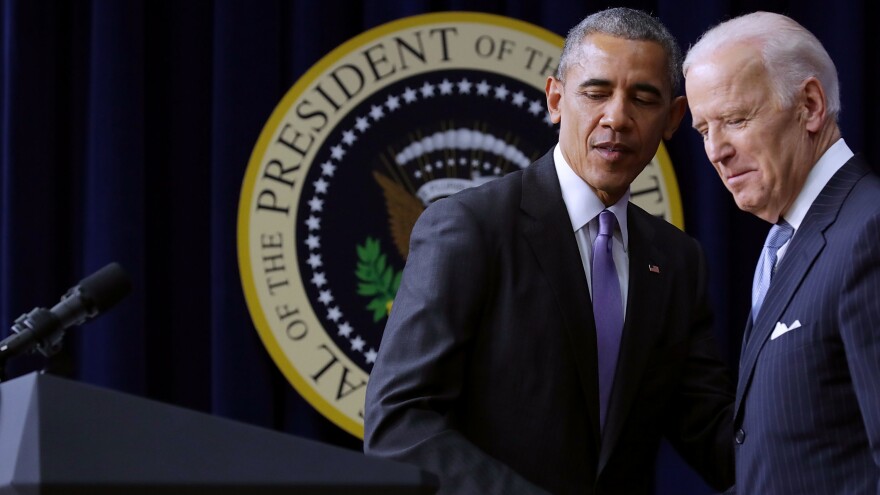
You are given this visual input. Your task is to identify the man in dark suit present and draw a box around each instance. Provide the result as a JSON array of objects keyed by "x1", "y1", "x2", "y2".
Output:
[
  {"x1": 684, "y1": 11, "x2": 880, "y2": 494},
  {"x1": 364, "y1": 7, "x2": 735, "y2": 494}
]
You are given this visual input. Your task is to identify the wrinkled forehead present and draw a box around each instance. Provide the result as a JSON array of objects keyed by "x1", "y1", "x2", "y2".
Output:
[{"x1": 566, "y1": 34, "x2": 672, "y2": 92}]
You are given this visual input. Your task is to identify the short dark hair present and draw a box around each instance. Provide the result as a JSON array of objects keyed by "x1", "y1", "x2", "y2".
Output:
[{"x1": 556, "y1": 7, "x2": 683, "y2": 96}]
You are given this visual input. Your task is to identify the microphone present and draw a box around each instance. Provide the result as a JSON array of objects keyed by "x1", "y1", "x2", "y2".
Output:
[{"x1": 0, "y1": 262, "x2": 132, "y2": 362}]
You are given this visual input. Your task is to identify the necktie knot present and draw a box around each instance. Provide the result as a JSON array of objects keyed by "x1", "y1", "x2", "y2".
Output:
[
  {"x1": 765, "y1": 221, "x2": 794, "y2": 250},
  {"x1": 598, "y1": 210, "x2": 617, "y2": 238}
]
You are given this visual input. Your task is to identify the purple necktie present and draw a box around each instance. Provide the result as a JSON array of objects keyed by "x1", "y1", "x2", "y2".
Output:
[{"x1": 592, "y1": 210, "x2": 623, "y2": 432}]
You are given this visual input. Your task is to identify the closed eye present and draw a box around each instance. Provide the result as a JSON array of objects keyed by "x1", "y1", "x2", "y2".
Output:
[
  {"x1": 634, "y1": 96, "x2": 661, "y2": 106},
  {"x1": 691, "y1": 123, "x2": 708, "y2": 138},
  {"x1": 581, "y1": 90, "x2": 609, "y2": 100}
]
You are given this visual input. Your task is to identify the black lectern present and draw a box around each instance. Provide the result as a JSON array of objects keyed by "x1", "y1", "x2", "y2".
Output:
[{"x1": 0, "y1": 372, "x2": 436, "y2": 494}]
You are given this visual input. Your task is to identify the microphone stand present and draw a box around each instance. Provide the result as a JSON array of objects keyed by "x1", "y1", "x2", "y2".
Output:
[
  {"x1": 0, "y1": 262, "x2": 131, "y2": 383},
  {"x1": 0, "y1": 309, "x2": 65, "y2": 384}
]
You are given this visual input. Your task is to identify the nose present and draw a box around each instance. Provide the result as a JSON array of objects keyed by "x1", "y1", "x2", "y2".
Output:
[
  {"x1": 599, "y1": 95, "x2": 632, "y2": 132},
  {"x1": 705, "y1": 128, "x2": 733, "y2": 164}
]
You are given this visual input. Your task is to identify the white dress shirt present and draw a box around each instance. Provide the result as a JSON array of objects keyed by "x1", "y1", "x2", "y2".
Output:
[{"x1": 777, "y1": 138, "x2": 853, "y2": 263}]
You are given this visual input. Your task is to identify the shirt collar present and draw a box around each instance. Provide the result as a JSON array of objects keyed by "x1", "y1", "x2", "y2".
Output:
[
  {"x1": 782, "y1": 138, "x2": 853, "y2": 230},
  {"x1": 554, "y1": 144, "x2": 630, "y2": 249}
]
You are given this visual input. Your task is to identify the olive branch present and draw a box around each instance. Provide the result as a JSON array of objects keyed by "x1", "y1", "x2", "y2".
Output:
[{"x1": 356, "y1": 237, "x2": 402, "y2": 322}]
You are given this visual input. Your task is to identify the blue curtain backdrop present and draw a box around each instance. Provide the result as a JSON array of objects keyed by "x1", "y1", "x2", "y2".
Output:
[{"x1": 0, "y1": 1, "x2": 876, "y2": 493}]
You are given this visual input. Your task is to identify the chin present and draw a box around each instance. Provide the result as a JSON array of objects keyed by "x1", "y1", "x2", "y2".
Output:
[
  {"x1": 733, "y1": 198, "x2": 757, "y2": 215},
  {"x1": 738, "y1": 203, "x2": 775, "y2": 222}
]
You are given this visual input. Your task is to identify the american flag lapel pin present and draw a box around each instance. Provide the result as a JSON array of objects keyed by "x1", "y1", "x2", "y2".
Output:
[{"x1": 648, "y1": 264, "x2": 660, "y2": 274}]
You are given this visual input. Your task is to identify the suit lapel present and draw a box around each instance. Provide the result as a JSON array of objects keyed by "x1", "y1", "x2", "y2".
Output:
[
  {"x1": 598, "y1": 205, "x2": 668, "y2": 472},
  {"x1": 735, "y1": 222, "x2": 826, "y2": 414},
  {"x1": 521, "y1": 152, "x2": 602, "y2": 450},
  {"x1": 735, "y1": 157, "x2": 871, "y2": 417}
]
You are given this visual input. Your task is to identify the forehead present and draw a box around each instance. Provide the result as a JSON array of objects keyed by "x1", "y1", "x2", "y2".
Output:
[
  {"x1": 686, "y1": 46, "x2": 772, "y2": 118},
  {"x1": 566, "y1": 33, "x2": 670, "y2": 89}
]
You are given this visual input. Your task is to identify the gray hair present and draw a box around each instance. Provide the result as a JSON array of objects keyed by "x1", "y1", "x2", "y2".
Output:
[
  {"x1": 683, "y1": 11, "x2": 840, "y2": 120},
  {"x1": 556, "y1": 7, "x2": 683, "y2": 97}
]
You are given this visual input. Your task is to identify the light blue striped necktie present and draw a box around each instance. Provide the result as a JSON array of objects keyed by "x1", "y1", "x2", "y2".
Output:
[{"x1": 751, "y1": 220, "x2": 794, "y2": 321}]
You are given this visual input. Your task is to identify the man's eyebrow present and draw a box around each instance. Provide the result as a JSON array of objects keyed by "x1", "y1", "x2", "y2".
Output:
[{"x1": 578, "y1": 78, "x2": 611, "y2": 89}]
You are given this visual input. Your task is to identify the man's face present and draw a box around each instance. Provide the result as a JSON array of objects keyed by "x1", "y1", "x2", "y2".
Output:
[
  {"x1": 686, "y1": 45, "x2": 813, "y2": 223},
  {"x1": 546, "y1": 33, "x2": 685, "y2": 206}
]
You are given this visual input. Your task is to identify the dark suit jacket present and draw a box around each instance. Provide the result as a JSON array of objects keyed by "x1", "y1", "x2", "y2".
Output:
[
  {"x1": 735, "y1": 155, "x2": 880, "y2": 494},
  {"x1": 364, "y1": 149, "x2": 734, "y2": 494}
]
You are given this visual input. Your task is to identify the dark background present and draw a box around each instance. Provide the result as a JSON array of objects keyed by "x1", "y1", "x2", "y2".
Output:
[{"x1": 1, "y1": 1, "x2": 876, "y2": 493}]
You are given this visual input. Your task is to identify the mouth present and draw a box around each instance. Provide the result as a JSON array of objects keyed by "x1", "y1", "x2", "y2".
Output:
[
  {"x1": 592, "y1": 141, "x2": 631, "y2": 160},
  {"x1": 725, "y1": 169, "x2": 756, "y2": 187}
]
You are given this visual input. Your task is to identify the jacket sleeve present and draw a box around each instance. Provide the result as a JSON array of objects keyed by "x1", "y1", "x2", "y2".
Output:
[
  {"x1": 663, "y1": 238, "x2": 736, "y2": 492},
  {"x1": 839, "y1": 213, "x2": 880, "y2": 491},
  {"x1": 363, "y1": 196, "x2": 550, "y2": 495}
]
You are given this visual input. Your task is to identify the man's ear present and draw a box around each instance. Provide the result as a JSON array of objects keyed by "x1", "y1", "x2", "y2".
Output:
[
  {"x1": 663, "y1": 95, "x2": 687, "y2": 140},
  {"x1": 545, "y1": 76, "x2": 563, "y2": 124},
  {"x1": 801, "y1": 77, "x2": 827, "y2": 133}
]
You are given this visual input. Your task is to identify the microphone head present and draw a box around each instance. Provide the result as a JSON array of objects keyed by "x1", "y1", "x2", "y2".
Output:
[{"x1": 77, "y1": 262, "x2": 133, "y2": 313}]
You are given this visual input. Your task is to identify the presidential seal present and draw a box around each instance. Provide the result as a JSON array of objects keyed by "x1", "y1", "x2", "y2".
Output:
[{"x1": 238, "y1": 12, "x2": 683, "y2": 438}]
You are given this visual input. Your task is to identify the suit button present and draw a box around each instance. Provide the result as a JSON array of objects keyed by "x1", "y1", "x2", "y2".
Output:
[{"x1": 735, "y1": 429, "x2": 745, "y2": 444}]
